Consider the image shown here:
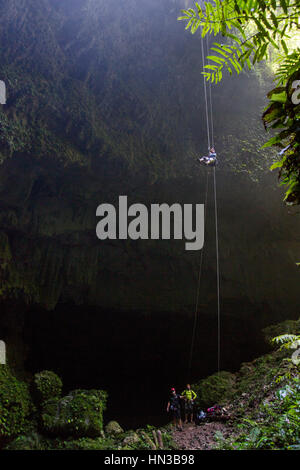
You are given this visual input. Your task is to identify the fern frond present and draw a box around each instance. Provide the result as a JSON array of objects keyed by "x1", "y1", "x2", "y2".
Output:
[{"x1": 272, "y1": 334, "x2": 299, "y2": 345}]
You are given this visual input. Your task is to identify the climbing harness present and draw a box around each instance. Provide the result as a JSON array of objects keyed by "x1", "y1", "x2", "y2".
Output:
[
  {"x1": 198, "y1": 155, "x2": 217, "y2": 166},
  {"x1": 188, "y1": 29, "x2": 221, "y2": 379}
]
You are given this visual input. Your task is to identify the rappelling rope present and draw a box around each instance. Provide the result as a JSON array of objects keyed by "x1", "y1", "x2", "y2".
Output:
[
  {"x1": 207, "y1": 29, "x2": 220, "y2": 372},
  {"x1": 187, "y1": 170, "x2": 209, "y2": 379},
  {"x1": 203, "y1": 31, "x2": 221, "y2": 374},
  {"x1": 213, "y1": 166, "x2": 221, "y2": 373},
  {"x1": 200, "y1": 34, "x2": 211, "y2": 150},
  {"x1": 188, "y1": 29, "x2": 221, "y2": 380},
  {"x1": 206, "y1": 34, "x2": 214, "y2": 148},
  {"x1": 205, "y1": 30, "x2": 221, "y2": 373}
]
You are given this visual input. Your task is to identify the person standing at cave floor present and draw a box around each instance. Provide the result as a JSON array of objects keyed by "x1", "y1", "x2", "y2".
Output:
[
  {"x1": 181, "y1": 384, "x2": 197, "y2": 424},
  {"x1": 166, "y1": 388, "x2": 183, "y2": 431}
]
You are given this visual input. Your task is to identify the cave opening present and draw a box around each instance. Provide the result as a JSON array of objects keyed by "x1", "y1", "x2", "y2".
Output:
[{"x1": 23, "y1": 301, "x2": 269, "y2": 429}]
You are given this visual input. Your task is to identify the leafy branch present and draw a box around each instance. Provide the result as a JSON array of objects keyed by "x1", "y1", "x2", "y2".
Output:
[
  {"x1": 178, "y1": 0, "x2": 299, "y2": 83},
  {"x1": 178, "y1": 1, "x2": 300, "y2": 205}
]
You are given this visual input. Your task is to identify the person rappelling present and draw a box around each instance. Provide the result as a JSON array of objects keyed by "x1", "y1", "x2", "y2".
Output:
[{"x1": 198, "y1": 147, "x2": 217, "y2": 167}]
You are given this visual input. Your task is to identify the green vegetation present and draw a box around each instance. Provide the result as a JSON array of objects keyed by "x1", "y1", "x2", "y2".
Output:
[
  {"x1": 6, "y1": 422, "x2": 176, "y2": 451},
  {"x1": 272, "y1": 333, "x2": 300, "y2": 365},
  {"x1": 0, "y1": 0, "x2": 297, "y2": 312},
  {"x1": 1, "y1": 367, "x2": 175, "y2": 450},
  {"x1": 191, "y1": 318, "x2": 300, "y2": 450},
  {"x1": 179, "y1": 1, "x2": 300, "y2": 204},
  {"x1": 0, "y1": 365, "x2": 32, "y2": 439},
  {"x1": 192, "y1": 371, "x2": 236, "y2": 408},
  {"x1": 0, "y1": 355, "x2": 178, "y2": 451},
  {"x1": 34, "y1": 370, "x2": 62, "y2": 403},
  {"x1": 2, "y1": 318, "x2": 299, "y2": 450},
  {"x1": 0, "y1": 0, "x2": 279, "y2": 184},
  {"x1": 104, "y1": 420, "x2": 124, "y2": 435},
  {"x1": 263, "y1": 317, "x2": 300, "y2": 344},
  {"x1": 41, "y1": 389, "x2": 108, "y2": 438},
  {"x1": 216, "y1": 371, "x2": 300, "y2": 450},
  {"x1": 265, "y1": 67, "x2": 300, "y2": 205},
  {"x1": 178, "y1": 1, "x2": 299, "y2": 83}
]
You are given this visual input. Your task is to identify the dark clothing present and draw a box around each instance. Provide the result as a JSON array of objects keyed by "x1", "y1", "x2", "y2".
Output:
[
  {"x1": 169, "y1": 393, "x2": 181, "y2": 418},
  {"x1": 171, "y1": 407, "x2": 181, "y2": 419},
  {"x1": 184, "y1": 400, "x2": 194, "y2": 413},
  {"x1": 169, "y1": 393, "x2": 181, "y2": 410}
]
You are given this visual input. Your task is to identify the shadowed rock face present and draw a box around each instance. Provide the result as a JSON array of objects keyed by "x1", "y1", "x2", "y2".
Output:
[
  {"x1": 0, "y1": 0, "x2": 299, "y2": 426},
  {"x1": 0, "y1": 153, "x2": 299, "y2": 316}
]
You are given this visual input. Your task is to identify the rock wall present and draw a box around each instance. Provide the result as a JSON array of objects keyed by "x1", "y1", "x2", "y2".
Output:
[
  {"x1": 0, "y1": 0, "x2": 299, "y2": 382},
  {"x1": 0, "y1": 153, "x2": 299, "y2": 319}
]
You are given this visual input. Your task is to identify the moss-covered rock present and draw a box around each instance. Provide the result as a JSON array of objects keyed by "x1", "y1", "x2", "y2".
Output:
[
  {"x1": 34, "y1": 370, "x2": 63, "y2": 403},
  {"x1": 213, "y1": 348, "x2": 300, "y2": 450},
  {"x1": 5, "y1": 432, "x2": 48, "y2": 450},
  {"x1": 122, "y1": 431, "x2": 140, "y2": 447},
  {"x1": 235, "y1": 348, "x2": 291, "y2": 399},
  {"x1": 53, "y1": 436, "x2": 114, "y2": 450},
  {"x1": 105, "y1": 420, "x2": 124, "y2": 436},
  {"x1": 41, "y1": 389, "x2": 107, "y2": 438},
  {"x1": 192, "y1": 371, "x2": 236, "y2": 409},
  {"x1": 5, "y1": 433, "x2": 115, "y2": 450},
  {"x1": 0, "y1": 365, "x2": 32, "y2": 439}
]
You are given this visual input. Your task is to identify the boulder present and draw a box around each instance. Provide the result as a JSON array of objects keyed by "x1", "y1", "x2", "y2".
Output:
[
  {"x1": 105, "y1": 420, "x2": 124, "y2": 436},
  {"x1": 193, "y1": 371, "x2": 236, "y2": 409},
  {"x1": 41, "y1": 389, "x2": 107, "y2": 437},
  {"x1": 122, "y1": 432, "x2": 140, "y2": 447},
  {"x1": 34, "y1": 370, "x2": 62, "y2": 403}
]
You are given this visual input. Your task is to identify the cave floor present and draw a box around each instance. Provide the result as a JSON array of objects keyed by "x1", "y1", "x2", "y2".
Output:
[{"x1": 171, "y1": 421, "x2": 234, "y2": 450}]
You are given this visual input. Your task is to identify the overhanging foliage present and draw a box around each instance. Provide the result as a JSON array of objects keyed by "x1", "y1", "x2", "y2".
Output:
[{"x1": 179, "y1": 1, "x2": 300, "y2": 204}]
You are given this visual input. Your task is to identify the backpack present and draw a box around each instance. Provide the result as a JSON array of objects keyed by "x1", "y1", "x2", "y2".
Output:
[{"x1": 195, "y1": 410, "x2": 207, "y2": 425}]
